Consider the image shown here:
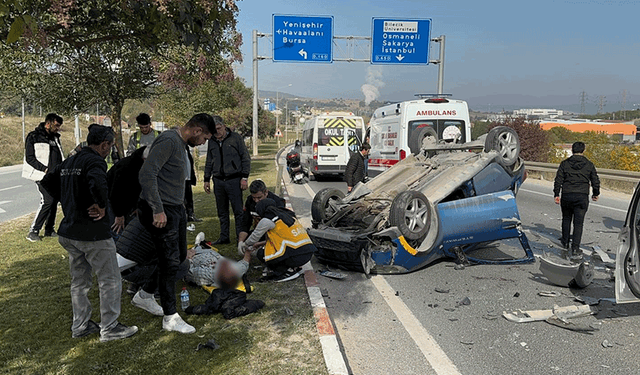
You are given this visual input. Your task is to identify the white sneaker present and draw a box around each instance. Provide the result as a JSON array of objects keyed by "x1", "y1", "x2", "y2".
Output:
[
  {"x1": 163, "y1": 313, "x2": 196, "y2": 334},
  {"x1": 132, "y1": 290, "x2": 164, "y2": 316}
]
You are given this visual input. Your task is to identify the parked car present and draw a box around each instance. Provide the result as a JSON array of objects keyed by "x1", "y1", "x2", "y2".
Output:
[
  {"x1": 308, "y1": 126, "x2": 534, "y2": 274},
  {"x1": 616, "y1": 182, "x2": 640, "y2": 303}
]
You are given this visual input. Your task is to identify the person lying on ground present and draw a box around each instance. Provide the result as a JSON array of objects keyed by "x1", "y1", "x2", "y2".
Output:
[
  {"x1": 240, "y1": 198, "x2": 315, "y2": 282},
  {"x1": 185, "y1": 246, "x2": 252, "y2": 290}
]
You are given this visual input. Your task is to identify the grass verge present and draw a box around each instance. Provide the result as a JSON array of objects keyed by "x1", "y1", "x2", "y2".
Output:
[{"x1": 0, "y1": 142, "x2": 327, "y2": 375}]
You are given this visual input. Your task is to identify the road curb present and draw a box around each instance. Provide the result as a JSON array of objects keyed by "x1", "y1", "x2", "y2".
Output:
[{"x1": 280, "y1": 177, "x2": 349, "y2": 375}]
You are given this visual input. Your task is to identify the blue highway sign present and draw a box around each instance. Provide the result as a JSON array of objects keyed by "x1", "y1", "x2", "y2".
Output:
[
  {"x1": 273, "y1": 14, "x2": 333, "y2": 63},
  {"x1": 371, "y1": 18, "x2": 431, "y2": 65}
]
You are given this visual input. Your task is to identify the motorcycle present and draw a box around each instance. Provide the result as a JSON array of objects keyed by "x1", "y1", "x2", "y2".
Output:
[{"x1": 286, "y1": 142, "x2": 308, "y2": 184}]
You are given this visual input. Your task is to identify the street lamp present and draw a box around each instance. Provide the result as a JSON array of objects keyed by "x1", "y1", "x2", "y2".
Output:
[
  {"x1": 275, "y1": 83, "x2": 292, "y2": 135},
  {"x1": 285, "y1": 97, "x2": 300, "y2": 142}
]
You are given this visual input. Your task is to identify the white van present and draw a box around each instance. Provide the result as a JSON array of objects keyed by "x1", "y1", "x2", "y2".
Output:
[
  {"x1": 367, "y1": 97, "x2": 471, "y2": 176},
  {"x1": 300, "y1": 112, "x2": 366, "y2": 179}
]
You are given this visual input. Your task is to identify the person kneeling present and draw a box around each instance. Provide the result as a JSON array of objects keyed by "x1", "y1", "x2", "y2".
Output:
[{"x1": 241, "y1": 199, "x2": 315, "y2": 282}]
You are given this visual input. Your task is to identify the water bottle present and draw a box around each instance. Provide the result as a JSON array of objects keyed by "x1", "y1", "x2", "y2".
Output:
[{"x1": 180, "y1": 287, "x2": 190, "y2": 310}]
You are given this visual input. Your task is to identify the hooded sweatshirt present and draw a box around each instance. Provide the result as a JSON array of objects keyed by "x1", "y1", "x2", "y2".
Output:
[{"x1": 553, "y1": 154, "x2": 600, "y2": 197}]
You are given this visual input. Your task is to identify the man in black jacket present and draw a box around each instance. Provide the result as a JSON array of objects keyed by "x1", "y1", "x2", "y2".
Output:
[
  {"x1": 203, "y1": 116, "x2": 251, "y2": 244},
  {"x1": 345, "y1": 143, "x2": 371, "y2": 193},
  {"x1": 41, "y1": 124, "x2": 138, "y2": 342},
  {"x1": 553, "y1": 141, "x2": 600, "y2": 260},
  {"x1": 106, "y1": 146, "x2": 147, "y2": 234},
  {"x1": 237, "y1": 180, "x2": 286, "y2": 245},
  {"x1": 23, "y1": 114, "x2": 64, "y2": 242},
  {"x1": 184, "y1": 145, "x2": 201, "y2": 222}
]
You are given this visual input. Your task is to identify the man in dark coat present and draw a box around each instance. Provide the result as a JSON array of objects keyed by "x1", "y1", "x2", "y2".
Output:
[
  {"x1": 553, "y1": 141, "x2": 600, "y2": 260},
  {"x1": 344, "y1": 143, "x2": 371, "y2": 192},
  {"x1": 106, "y1": 146, "x2": 147, "y2": 234},
  {"x1": 203, "y1": 116, "x2": 251, "y2": 244}
]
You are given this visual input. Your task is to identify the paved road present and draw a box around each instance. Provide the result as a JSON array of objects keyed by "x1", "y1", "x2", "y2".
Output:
[
  {"x1": 280, "y1": 151, "x2": 639, "y2": 375},
  {"x1": 0, "y1": 165, "x2": 40, "y2": 224}
]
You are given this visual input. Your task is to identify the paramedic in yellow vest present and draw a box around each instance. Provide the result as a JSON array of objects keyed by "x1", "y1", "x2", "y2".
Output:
[
  {"x1": 126, "y1": 113, "x2": 159, "y2": 156},
  {"x1": 240, "y1": 198, "x2": 315, "y2": 282}
]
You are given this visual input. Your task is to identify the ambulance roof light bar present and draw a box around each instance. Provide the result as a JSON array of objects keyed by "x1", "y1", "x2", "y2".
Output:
[{"x1": 414, "y1": 93, "x2": 453, "y2": 98}]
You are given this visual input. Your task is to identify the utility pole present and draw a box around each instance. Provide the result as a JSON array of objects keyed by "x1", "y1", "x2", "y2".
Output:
[
  {"x1": 579, "y1": 91, "x2": 587, "y2": 116},
  {"x1": 597, "y1": 95, "x2": 606, "y2": 114},
  {"x1": 621, "y1": 90, "x2": 627, "y2": 120}
]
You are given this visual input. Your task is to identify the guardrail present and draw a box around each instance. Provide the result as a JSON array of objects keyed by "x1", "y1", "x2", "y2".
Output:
[
  {"x1": 526, "y1": 161, "x2": 640, "y2": 183},
  {"x1": 526, "y1": 161, "x2": 640, "y2": 194}
]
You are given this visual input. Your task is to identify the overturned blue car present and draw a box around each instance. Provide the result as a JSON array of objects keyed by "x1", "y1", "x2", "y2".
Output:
[{"x1": 308, "y1": 126, "x2": 534, "y2": 274}]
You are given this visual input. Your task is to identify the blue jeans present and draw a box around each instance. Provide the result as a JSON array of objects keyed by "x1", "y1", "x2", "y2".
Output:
[{"x1": 59, "y1": 236, "x2": 121, "y2": 335}]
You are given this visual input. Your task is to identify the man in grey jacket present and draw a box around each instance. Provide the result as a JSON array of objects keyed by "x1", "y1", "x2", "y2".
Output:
[
  {"x1": 203, "y1": 116, "x2": 251, "y2": 244},
  {"x1": 137, "y1": 113, "x2": 215, "y2": 334}
]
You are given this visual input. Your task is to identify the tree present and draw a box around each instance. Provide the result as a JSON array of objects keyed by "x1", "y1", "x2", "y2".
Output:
[
  {"x1": 471, "y1": 120, "x2": 489, "y2": 140},
  {"x1": 0, "y1": 0, "x2": 241, "y2": 156},
  {"x1": 488, "y1": 116, "x2": 551, "y2": 162},
  {"x1": 157, "y1": 77, "x2": 276, "y2": 138}
]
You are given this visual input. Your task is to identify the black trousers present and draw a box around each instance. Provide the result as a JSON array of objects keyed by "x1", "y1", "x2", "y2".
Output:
[
  {"x1": 138, "y1": 201, "x2": 187, "y2": 315},
  {"x1": 213, "y1": 177, "x2": 244, "y2": 241},
  {"x1": 184, "y1": 182, "x2": 195, "y2": 216},
  {"x1": 257, "y1": 248, "x2": 313, "y2": 274},
  {"x1": 30, "y1": 181, "x2": 58, "y2": 234},
  {"x1": 560, "y1": 193, "x2": 589, "y2": 251}
]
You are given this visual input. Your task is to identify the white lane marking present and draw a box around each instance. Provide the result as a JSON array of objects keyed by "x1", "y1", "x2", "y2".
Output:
[
  {"x1": 370, "y1": 276, "x2": 461, "y2": 375},
  {"x1": 303, "y1": 181, "x2": 317, "y2": 198},
  {"x1": 0, "y1": 200, "x2": 11, "y2": 214},
  {"x1": 0, "y1": 185, "x2": 22, "y2": 192},
  {"x1": 520, "y1": 188, "x2": 627, "y2": 213},
  {"x1": 299, "y1": 181, "x2": 459, "y2": 375}
]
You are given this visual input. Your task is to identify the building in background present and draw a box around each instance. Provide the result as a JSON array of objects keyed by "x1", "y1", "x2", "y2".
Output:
[
  {"x1": 514, "y1": 109, "x2": 564, "y2": 118},
  {"x1": 540, "y1": 120, "x2": 636, "y2": 142}
]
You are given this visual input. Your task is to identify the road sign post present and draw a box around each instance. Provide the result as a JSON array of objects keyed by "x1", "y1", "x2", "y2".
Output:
[
  {"x1": 371, "y1": 18, "x2": 431, "y2": 65},
  {"x1": 273, "y1": 14, "x2": 333, "y2": 63}
]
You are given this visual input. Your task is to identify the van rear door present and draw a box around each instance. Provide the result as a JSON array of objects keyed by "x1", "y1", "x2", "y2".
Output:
[{"x1": 316, "y1": 117, "x2": 362, "y2": 174}]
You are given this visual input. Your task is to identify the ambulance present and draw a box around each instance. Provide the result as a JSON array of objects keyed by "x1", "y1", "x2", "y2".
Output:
[
  {"x1": 367, "y1": 96, "x2": 471, "y2": 176},
  {"x1": 300, "y1": 112, "x2": 366, "y2": 179}
]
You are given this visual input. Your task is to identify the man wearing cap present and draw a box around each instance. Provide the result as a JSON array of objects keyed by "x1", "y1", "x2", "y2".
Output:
[
  {"x1": 40, "y1": 124, "x2": 138, "y2": 342},
  {"x1": 137, "y1": 113, "x2": 216, "y2": 334},
  {"x1": 127, "y1": 113, "x2": 159, "y2": 156}
]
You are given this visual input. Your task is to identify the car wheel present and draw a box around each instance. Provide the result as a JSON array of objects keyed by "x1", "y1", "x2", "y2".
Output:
[
  {"x1": 311, "y1": 188, "x2": 346, "y2": 223},
  {"x1": 389, "y1": 190, "x2": 431, "y2": 240},
  {"x1": 408, "y1": 127, "x2": 438, "y2": 155},
  {"x1": 484, "y1": 126, "x2": 520, "y2": 167}
]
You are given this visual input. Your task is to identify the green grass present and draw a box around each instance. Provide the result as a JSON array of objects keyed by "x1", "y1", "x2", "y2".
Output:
[{"x1": 0, "y1": 143, "x2": 327, "y2": 375}]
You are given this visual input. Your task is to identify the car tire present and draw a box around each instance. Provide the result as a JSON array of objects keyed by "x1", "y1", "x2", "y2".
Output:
[
  {"x1": 389, "y1": 190, "x2": 431, "y2": 241},
  {"x1": 311, "y1": 188, "x2": 346, "y2": 223},
  {"x1": 408, "y1": 127, "x2": 438, "y2": 155},
  {"x1": 484, "y1": 126, "x2": 520, "y2": 167}
]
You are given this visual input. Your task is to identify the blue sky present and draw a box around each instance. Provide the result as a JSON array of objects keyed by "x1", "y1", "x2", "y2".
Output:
[{"x1": 234, "y1": 0, "x2": 640, "y2": 112}]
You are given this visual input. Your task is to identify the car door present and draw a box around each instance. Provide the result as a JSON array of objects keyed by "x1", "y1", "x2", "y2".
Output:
[{"x1": 616, "y1": 182, "x2": 640, "y2": 303}]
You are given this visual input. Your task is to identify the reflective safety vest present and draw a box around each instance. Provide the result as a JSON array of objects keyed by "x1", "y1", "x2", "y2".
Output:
[
  {"x1": 134, "y1": 129, "x2": 160, "y2": 149},
  {"x1": 264, "y1": 218, "x2": 315, "y2": 262}
]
